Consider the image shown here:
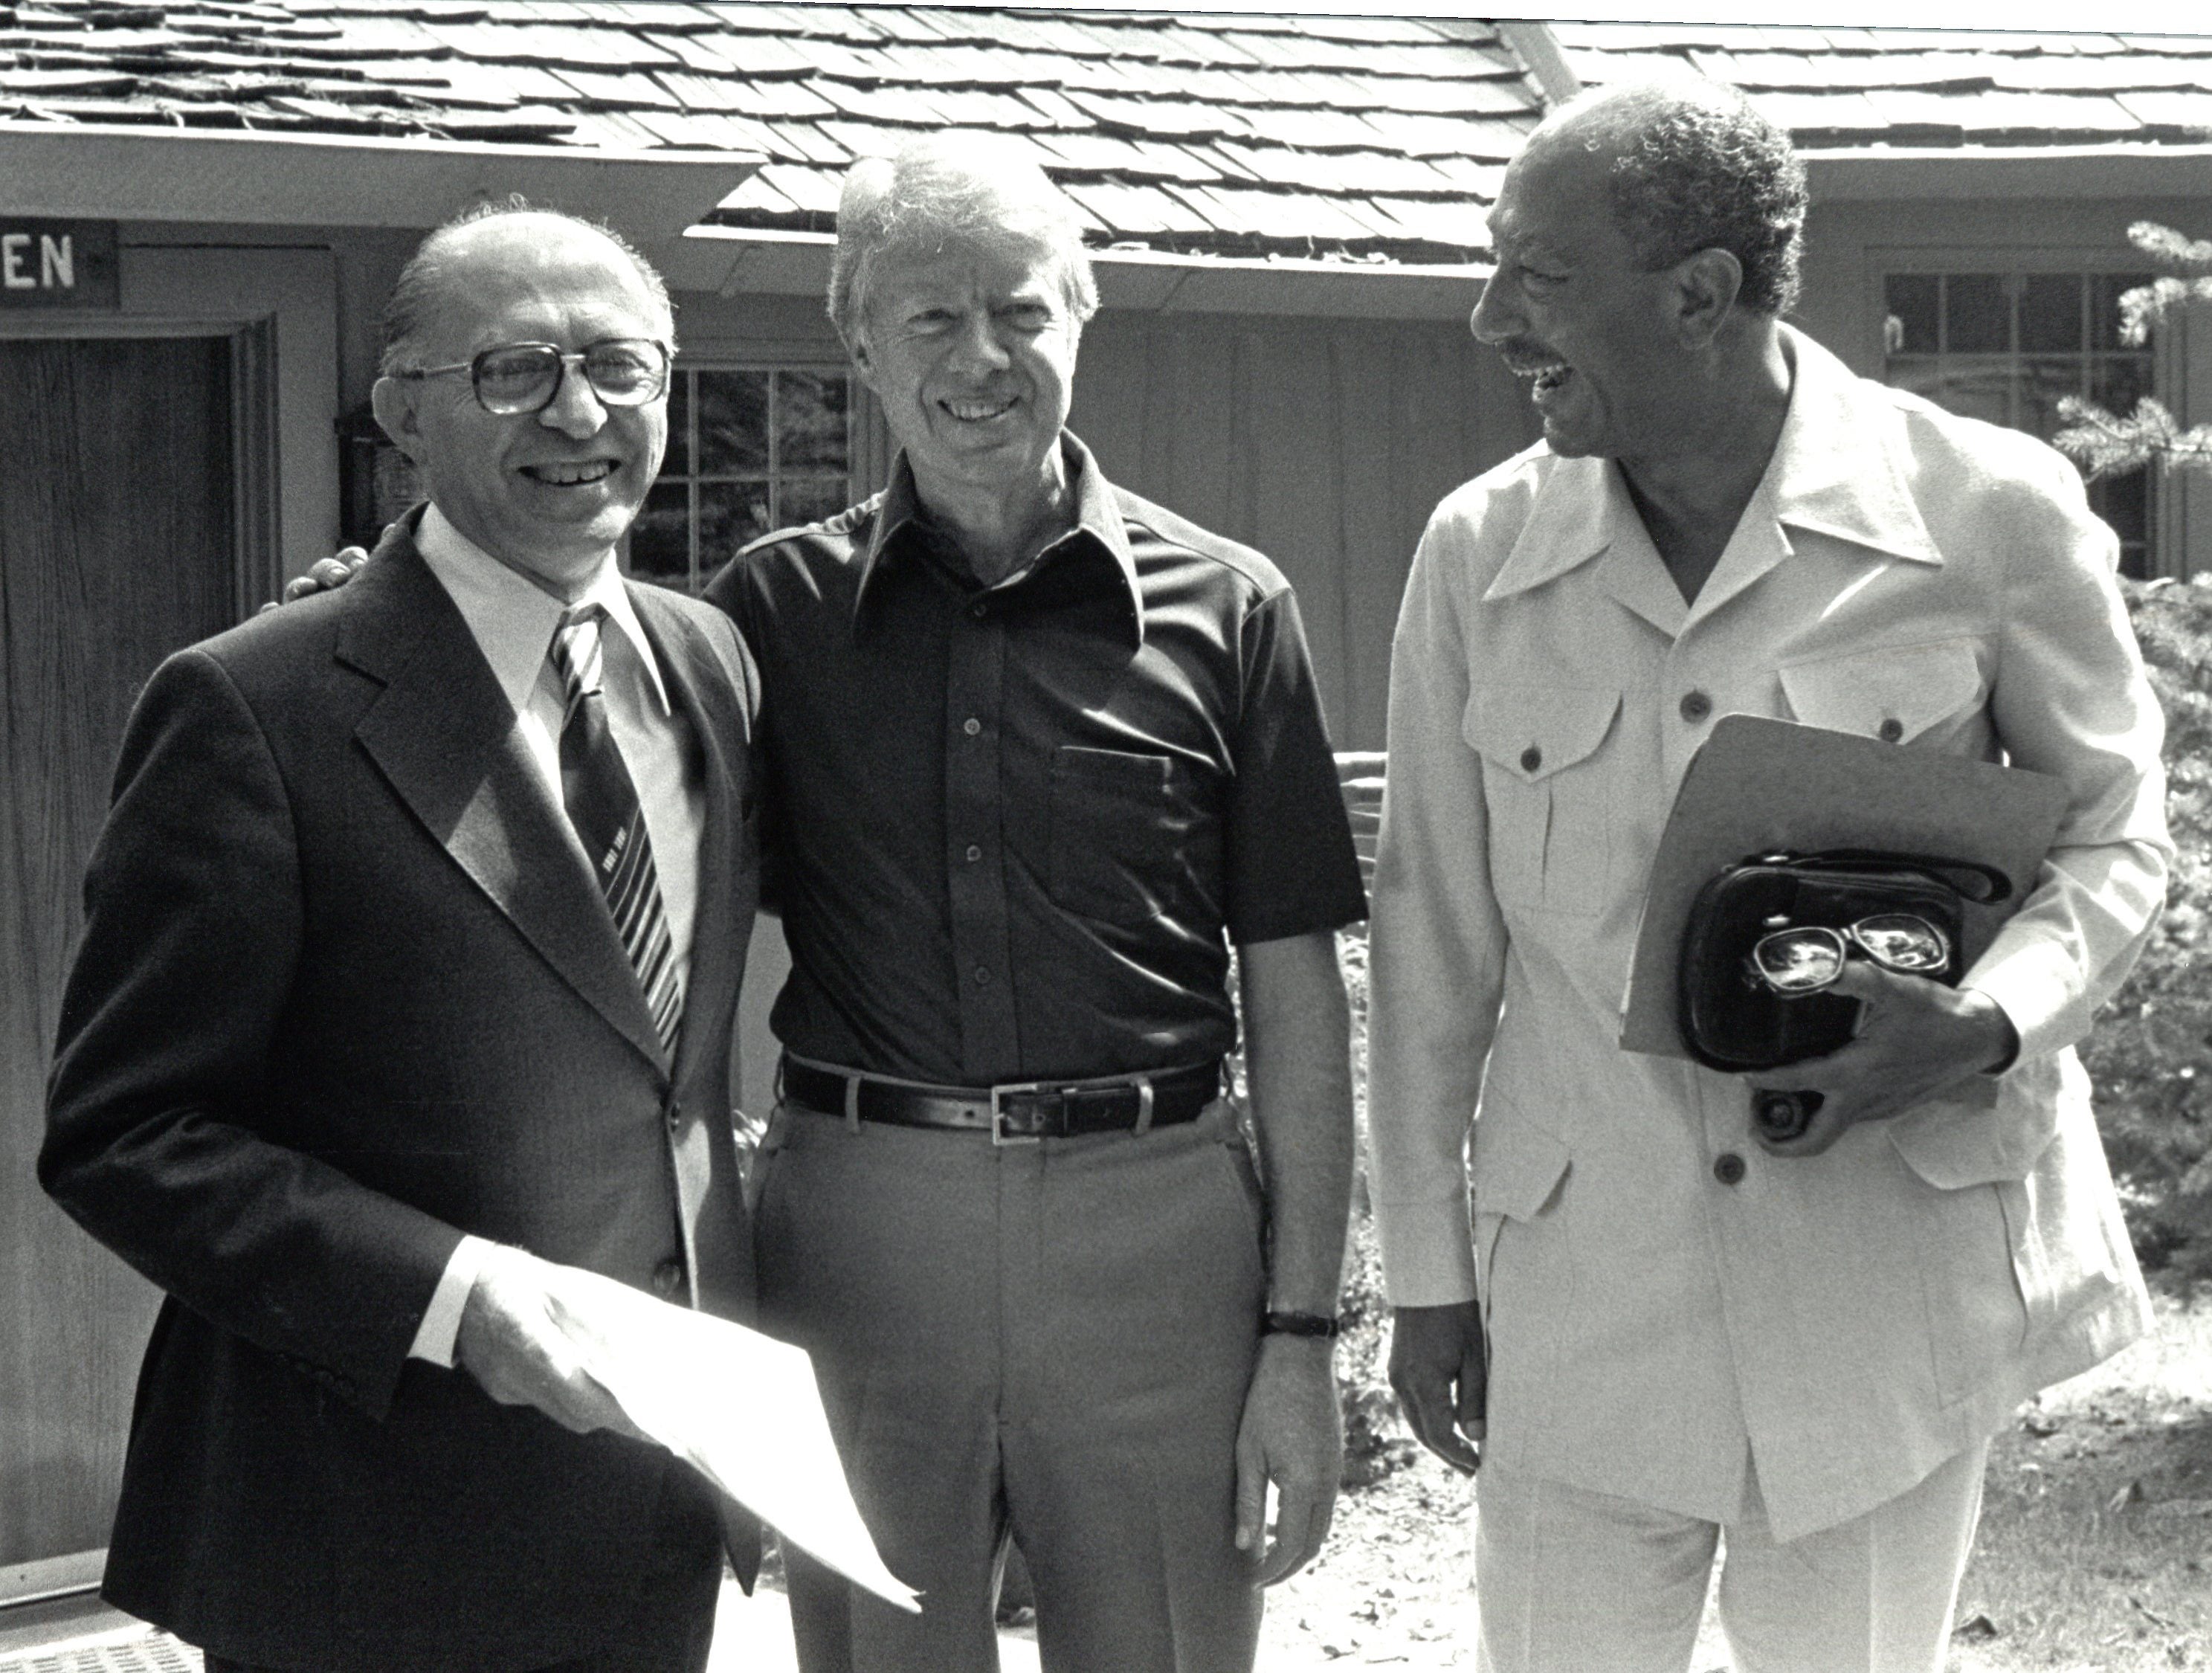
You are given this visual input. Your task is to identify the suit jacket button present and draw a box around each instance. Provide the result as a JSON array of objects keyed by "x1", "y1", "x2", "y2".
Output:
[
  {"x1": 652, "y1": 1259, "x2": 685, "y2": 1298},
  {"x1": 1713, "y1": 1152, "x2": 1747, "y2": 1186},
  {"x1": 665, "y1": 1100, "x2": 686, "y2": 1135},
  {"x1": 1878, "y1": 717, "x2": 1904, "y2": 742}
]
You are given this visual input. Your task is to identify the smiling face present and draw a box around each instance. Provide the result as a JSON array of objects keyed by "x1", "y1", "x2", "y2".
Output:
[
  {"x1": 848, "y1": 229, "x2": 1080, "y2": 519},
  {"x1": 1470, "y1": 129, "x2": 1690, "y2": 464},
  {"x1": 371, "y1": 214, "x2": 670, "y2": 594}
]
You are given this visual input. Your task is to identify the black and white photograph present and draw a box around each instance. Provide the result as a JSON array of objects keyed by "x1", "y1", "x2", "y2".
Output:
[{"x1": 1, "y1": 1, "x2": 2206, "y2": 1669}]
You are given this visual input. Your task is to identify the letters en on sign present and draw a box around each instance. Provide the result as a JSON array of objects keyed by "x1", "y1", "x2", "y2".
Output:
[{"x1": 0, "y1": 220, "x2": 120, "y2": 309}]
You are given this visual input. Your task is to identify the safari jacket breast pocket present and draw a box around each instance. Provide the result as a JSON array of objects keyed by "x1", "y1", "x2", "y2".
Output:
[
  {"x1": 1047, "y1": 745, "x2": 1216, "y2": 927},
  {"x1": 1462, "y1": 684, "x2": 1621, "y2": 916},
  {"x1": 1778, "y1": 638, "x2": 1986, "y2": 747}
]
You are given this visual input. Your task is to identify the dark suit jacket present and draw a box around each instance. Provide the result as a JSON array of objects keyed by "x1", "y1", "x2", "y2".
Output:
[{"x1": 41, "y1": 516, "x2": 761, "y2": 1672}]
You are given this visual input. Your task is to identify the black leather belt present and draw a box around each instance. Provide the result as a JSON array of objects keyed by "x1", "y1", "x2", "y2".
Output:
[{"x1": 781, "y1": 1057, "x2": 1221, "y2": 1144}]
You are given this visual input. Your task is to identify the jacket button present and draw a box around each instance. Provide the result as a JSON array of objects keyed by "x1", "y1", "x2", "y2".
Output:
[
  {"x1": 1878, "y1": 717, "x2": 1904, "y2": 742},
  {"x1": 652, "y1": 1259, "x2": 684, "y2": 1298},
  {"x1": 665, "y1": 1100, "x2": 685, "y2": 1135},
  {"x1": 1713, "y1": 1152, "x2": 1746, "y2": 1186},
  {"x1": 1680, "y1": 690, "x2": 1712, "y2": 723},
  {"x1": 1519, "y1": 745, "x2": 1542, "y2": 773}
]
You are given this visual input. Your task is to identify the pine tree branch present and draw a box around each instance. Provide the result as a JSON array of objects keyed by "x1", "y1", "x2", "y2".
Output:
[{"x1": 2128, "y1": 221, "x2": 2212, "y2": 271}]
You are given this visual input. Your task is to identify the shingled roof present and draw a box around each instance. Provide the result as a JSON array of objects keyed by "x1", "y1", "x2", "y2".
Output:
[
  {"x1": 1556, "y1": 22, "x2": 2212, "y2": 151},
  {"x1": 0, "y1": 1, "x2": 1544, "y2": 264},
  {"x1": 7, "y1": 6, "x2": 2212, "y2": 270}
]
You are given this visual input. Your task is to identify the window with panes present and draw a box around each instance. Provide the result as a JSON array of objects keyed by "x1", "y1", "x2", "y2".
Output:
[
  {"x1": 1881, "y1": 271, "x2": 2155, "y2": 578},
  {"x1": 627, "y1": 365, "x2": 854, "y2": 592}
]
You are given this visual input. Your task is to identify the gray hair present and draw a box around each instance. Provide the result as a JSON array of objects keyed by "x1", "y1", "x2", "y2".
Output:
[
  {"x1": 828, "y1": 132, "x2": 1099, "y2": 345},
  {"x1": 1556, "y1": 78, "x2": 1807, "y2": 319},
  {"x1": 379, "y1": 196, "x2": 675, "y2": 376}
]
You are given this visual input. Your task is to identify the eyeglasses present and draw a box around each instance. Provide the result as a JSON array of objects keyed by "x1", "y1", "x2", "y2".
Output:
[
  {"x1": 1745, "y1": 913, "x2": 1952, "y2": 996},
  {"x1": 397, "y1": 339, "x2": 671, "y2": 416}
]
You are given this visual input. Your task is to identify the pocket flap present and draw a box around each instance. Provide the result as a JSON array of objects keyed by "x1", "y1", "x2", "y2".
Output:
[
  {"x1": 1779, "y1": 639, "x2": 1982, "y2": 743},
  {"x1": 1462, "y1": 685, "x2": 1622, "y2": 783},
  {"x1": 1471, "y1": 1115, "x2": 1571, "y2": 1222},
  {"x1": 1886, "y1": 1057, "x2": 2062, "y2": 1189}
]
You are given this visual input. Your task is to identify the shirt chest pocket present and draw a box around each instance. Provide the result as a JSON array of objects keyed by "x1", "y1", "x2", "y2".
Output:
[
  {"x1": 1778, "y1": 638, "x2": 1986, "y2": 747},
  {"x1": 1048, "y1": 745, "x2": 1217, "y2": 928},
  {"x1": 1461, "y1": 684, "x2": 1621, "y2": 917}
]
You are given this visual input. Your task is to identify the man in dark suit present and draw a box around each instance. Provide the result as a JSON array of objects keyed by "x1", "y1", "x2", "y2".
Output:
[{"x1": 41, "y1": 204, "x2": 760, "y2": 1673}]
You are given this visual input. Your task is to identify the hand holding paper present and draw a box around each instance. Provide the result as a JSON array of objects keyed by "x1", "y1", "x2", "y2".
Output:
[{"x1": 518, "y1": 1260, "x2": 920, "y2": 1612}]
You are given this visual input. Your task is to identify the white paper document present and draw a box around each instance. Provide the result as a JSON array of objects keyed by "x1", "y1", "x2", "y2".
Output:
[{"x1": 552, "y1": 1268, "x2": 921, "y2": 1612}]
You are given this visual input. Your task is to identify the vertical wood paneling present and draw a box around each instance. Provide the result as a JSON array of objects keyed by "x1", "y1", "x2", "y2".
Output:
[
  {"x1": 1074, "y1": 308, "x2": 1528, "y2": 750},
  {"x1": 1, "y1": 337, "x2": 234, "y2": 1570}
]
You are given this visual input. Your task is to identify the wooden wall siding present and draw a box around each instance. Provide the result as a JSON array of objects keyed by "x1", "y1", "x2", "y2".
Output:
[
  {"x1": 1071, "y1": 308, "x2": 1533, "y2": 752},
  {"x1": 0, "y1": 337, "x2": 235, "y2": 1569}
]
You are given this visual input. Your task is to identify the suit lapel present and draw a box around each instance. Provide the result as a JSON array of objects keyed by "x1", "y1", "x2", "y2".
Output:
[
  {"x1": 630, "y1": 586, "x2": 744, "y2": 1086},
  {"x1": 339, "y1": 526, "x2": 666, "y2": 1071}
]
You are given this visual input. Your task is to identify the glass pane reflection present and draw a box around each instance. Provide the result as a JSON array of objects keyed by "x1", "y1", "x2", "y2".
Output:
[
  {"x1": 1945, "y1": 274, "x2": 2010, "y2": 353},
  {"x1": 629, "y1": 480, "x2": 693, "y2": 587},
  {"x1": 698, "y1": 370, "x2": 770, "y2": 475},
  {"x1": 779, "y1": 373, "x2": 850, "y2": 471},
  {"x1": 700, "y1": 480, "x2": 773, "y2": 565}
]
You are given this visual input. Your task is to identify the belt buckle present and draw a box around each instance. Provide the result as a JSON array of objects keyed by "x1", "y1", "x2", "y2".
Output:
[{"x1": 989, "y1": 1080, "x2": 1050, "y2": 1146}]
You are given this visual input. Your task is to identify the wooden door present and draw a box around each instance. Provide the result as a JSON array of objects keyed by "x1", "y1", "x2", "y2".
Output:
[{"x1": 1, "y1": 336, "x2": 235, "y2": 1578}]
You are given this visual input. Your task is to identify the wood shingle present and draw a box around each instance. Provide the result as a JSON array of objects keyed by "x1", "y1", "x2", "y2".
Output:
[{"x1": 10, "y1": 6, "x2": 2211, "y2": 271}]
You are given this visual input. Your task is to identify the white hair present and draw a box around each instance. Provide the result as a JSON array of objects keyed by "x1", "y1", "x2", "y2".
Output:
[{"x1": 828, "y1": 132, "x2": 1099, "y2": 345}]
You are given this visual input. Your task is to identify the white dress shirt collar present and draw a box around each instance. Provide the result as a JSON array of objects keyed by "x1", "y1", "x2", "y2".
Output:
[{"x1": 414, "y1": 503, "x2": 671, "y2": 716}]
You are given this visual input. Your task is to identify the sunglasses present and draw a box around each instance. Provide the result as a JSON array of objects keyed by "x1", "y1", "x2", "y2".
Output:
[
  {"x1": 398, "y1": 339, "x2": 671, "y2": 416},
  {"x1": 1744, "y1": 913, "x2": 1952, "y2": 996}
]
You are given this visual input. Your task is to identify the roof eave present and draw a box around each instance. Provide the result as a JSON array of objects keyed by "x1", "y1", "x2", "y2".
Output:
[
  {"x1": 0, "y1": 123, "x2": 761, "y2": 245},
  {"x1": 675, "y1": 225, "x2": 1487, "y2": 323},
  {"x1": 1805, "y1": 143, "x2": 2212, "y2": 201}
]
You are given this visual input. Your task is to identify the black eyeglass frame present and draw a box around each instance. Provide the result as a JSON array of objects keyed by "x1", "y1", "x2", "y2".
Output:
[
  {"x1": 396, "y1": 338, "x2": 674, "y2": 416},
  {"x1": 1744, "y1": 912, "x2": 1953, "y2": 997}
]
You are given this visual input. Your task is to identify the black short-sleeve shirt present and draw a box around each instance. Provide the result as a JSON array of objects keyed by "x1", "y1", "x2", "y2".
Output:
[{"x1": 704, "y1": 433, "x2": 1366, "y2": 1086}]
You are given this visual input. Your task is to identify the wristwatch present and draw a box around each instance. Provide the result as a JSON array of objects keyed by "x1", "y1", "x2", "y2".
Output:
[{"x1": 1260, "y1": 1309, "x2": 1342, "y2": 1339}]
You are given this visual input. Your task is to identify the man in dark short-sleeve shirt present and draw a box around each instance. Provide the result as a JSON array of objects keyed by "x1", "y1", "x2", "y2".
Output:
[{"x1": 705, "y1": 132, "x2": 1366, "y2": 1673}]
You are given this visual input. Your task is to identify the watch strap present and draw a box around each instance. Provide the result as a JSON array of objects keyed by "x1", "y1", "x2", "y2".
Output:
[{"x1": 1260, "y1": 1309, "x2": 1342, "y2": 1339}]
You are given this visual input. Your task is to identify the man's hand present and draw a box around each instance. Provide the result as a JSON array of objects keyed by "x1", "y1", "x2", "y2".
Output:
[
  {"x1": 1233, "y1": 1335, "x2": 1343, "y2": 1585},
  {"x1": 256, "y1": 547, "x2": 370, "y2": 614},
  {"x1": 451, "y1": 1243, "x2": 644, "y2": 1440},
  {"x1": 1750, "y1": 961, "x2": 2018, "y2": 1158},
  {"x1": 1387, "y1": 1300, "x2": 1486, "y2": 1474}
]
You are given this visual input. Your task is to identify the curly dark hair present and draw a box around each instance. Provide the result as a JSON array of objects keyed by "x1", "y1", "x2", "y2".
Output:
[{"x1": 1602, "y1": 83, "x2": 1807, "y2": 318}]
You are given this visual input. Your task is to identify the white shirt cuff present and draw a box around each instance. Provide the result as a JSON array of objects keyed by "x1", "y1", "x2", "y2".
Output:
[{"x1": 407, "y1": 1234, "x2": 493, "y2": 1367}]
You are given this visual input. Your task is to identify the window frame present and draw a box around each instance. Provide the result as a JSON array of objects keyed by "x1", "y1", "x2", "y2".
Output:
[
  {"x1": 622, "y1": 353, "x2": 860, "y2": 594},
  {"x1": 1870, "y1": 248, "x2": 2168, "y2": 579}
]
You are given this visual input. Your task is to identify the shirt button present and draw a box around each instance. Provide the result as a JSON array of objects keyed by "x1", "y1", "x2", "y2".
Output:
[
  {"x1": 965, "y1": 844, "x2": 982, "y2": 863},
  {"x1": 651, "y1": 1258, "x2": 684, "y2": 1298},
  {"x1": 963, "y1": 717, "x2": 981, "y2": 737},
  {"x1": 1519, "y1": 745, "x2": 1542, "y2": 773},
  {"x1": 1713, "y1": 1152, "x2": 1747, "y2": 1186},
  {"x1": 1878, "y1": 717, "x2": 1904, "y2": 743},
  {"x1": 1680, "y1": 690, "x2": 1712, "y2": 723}
]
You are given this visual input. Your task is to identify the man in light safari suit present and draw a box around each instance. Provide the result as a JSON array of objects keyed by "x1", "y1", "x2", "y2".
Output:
[{"x1": 1366, "y1": 78, "x2": 2168, "y2": 1673}]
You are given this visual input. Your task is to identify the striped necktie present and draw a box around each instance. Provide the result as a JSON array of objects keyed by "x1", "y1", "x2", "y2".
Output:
[{"x1": 548, "y1": 603, "x2": 683, "y2": 1057}]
